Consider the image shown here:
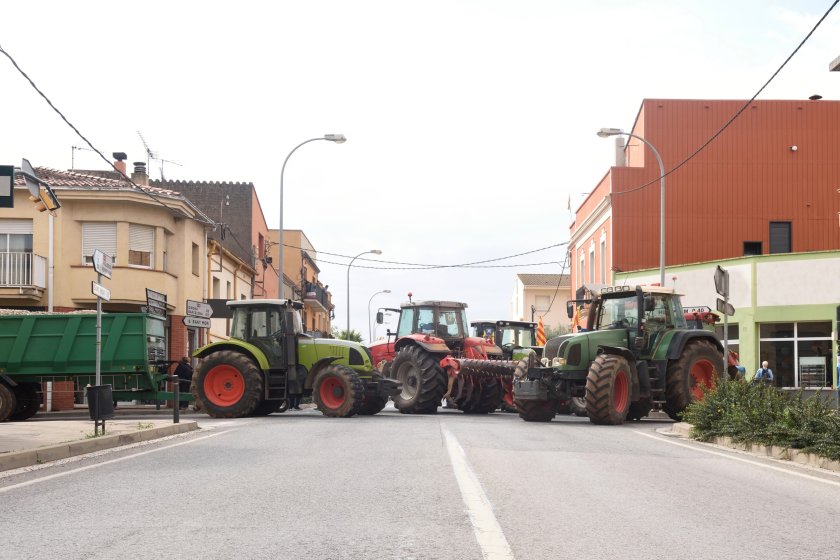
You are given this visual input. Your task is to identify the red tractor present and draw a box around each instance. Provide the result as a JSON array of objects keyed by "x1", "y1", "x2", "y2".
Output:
[{"x1": 370, "y1": 298, "x2": 518, "y2": 414}]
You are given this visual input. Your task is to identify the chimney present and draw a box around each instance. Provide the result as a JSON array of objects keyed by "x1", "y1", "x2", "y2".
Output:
[
  {"x1": 614, "y1": 137, "x2": 626, "y2": 167},
  {"x1": 112, "y1": 152, "x2": 127, "y2": 176},
  {"x1": 131, "y1": 161, "x2": 149, "y2": 186}
]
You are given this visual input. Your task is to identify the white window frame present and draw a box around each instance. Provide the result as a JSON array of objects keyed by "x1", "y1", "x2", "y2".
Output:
[
  {"x1": 579, "y1": 251, "x2": 585, "y2": 288},
  {"x1": 588, "y1": 242, "x2": 595, "y2": 284},
  {"x1": 599, "y1": 232, "x2": 607, "y2": 285},
  {"x1": 758, "y1": 322, "x2": 833, "y2": 388}
]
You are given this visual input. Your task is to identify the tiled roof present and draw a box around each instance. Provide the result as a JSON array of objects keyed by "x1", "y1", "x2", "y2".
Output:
[
  {"x1": 14, "y1": 167, "x2": 182, "y2": 197},
  {"x1": 517, "y1": 273, "x2": 570, "y2": 287},
  {"x1": 151, "y1": 179, "x2": 254, "y2": 190}
]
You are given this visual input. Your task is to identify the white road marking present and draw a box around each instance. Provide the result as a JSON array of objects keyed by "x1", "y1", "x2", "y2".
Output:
[
  {"x1": 634, "y1": 430, "x2": 840, "y2": 488},
  {"x1": 0, "y1": 429, "x2": 234, "y2": 494},
  {"x1": 441, "y1": 424, "x2": 515, "y2": 560}
]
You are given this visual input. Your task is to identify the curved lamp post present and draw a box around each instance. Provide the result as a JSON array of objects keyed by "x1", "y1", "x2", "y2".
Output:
[
  {"x1": 597, "y1": 128, "x2": 665, "y2": 287},
  {"x1": 278, "y1": 134, "x2": 346, "y2": 298},
  {"x1": 347, "y1": 249, "x2": 381, "y2": 337},
  {"x1": 367, "y1": 289, "x2": 391, "y2": 343}
]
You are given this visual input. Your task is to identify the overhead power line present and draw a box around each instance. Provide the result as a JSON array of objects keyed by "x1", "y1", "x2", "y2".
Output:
[{"x1": 612, "y1": 0, "x2": 839, "y2": 198}]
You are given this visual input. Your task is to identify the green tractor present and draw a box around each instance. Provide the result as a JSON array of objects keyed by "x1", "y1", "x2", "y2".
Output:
[
  {"x1": 513, "y1": 285, "x2": 724, "y2": 425},
  {"x1": 193, "y1": 299, "x2": 400, "y2": 418}
]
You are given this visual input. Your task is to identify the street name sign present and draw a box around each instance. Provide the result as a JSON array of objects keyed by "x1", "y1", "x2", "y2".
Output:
[
  {"x1": 183, "y1": 316, "x2": 211, "y2": 329},
  {"x1": 145, "y1": 288, "x2": 167, "y2": 305},
  {"x1": 91, "y1": 282, "x2": 111, "y2": 301},
  {"x1": 92, "y1": 249, "x2": 113, "y2": 279},
  {"x1": 186, "y1": 299, "x2": 213, "y2": 318},
  {"x1": 716, "y1": 297, "x2": 735, "y2": 317}
]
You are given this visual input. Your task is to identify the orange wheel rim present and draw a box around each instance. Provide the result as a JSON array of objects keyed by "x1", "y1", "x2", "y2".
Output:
[
  {"x1": 319, "y1": 376, "x2": 345, "y2": 409},
  {"x1": 614, "y1": 369, "x2": 629, "y2": 411},
  {"x1": 690, "y1": 359, "x2": 716, "y2": 400},
  {"x1": 204, "y1": 365, "x2": 245, "y2": 407}
]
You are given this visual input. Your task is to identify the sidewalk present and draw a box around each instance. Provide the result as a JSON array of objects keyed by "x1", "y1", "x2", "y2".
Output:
[{"x1": 0, "y1": 405, "x2": 199, "y2": 472}]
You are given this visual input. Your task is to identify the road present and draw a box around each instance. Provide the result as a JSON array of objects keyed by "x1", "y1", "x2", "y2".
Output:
[{"x1": 2, "y1": 405, "x2": 840, "y2": 560}]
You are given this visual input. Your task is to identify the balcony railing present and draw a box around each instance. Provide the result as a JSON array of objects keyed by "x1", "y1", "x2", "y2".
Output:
[
  {"x1": 303, "y1": 281, "x2": 331, "y2": 311},
  {"x1": 0, "y1": 252, "x2": 46, "y2": 288}
]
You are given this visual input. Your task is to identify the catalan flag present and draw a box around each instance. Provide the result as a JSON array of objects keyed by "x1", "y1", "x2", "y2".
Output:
[
  {"x1": 572, "y1": 305, "x2": 582, "y2": 332},
  {"x1": 536, "y1": 316, "x2": 546, "y2": 346}
]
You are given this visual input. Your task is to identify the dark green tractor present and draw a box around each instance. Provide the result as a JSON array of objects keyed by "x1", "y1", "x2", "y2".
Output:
[
  {"x1": 471, "y1": 320, "x2": 544, "y2": 362},
  {"x1": 513, "y1": 285, "x2": 723, "y2": 425},
  {"x1": 193, "y1": 299, "x2": 400, "y2": 418}
]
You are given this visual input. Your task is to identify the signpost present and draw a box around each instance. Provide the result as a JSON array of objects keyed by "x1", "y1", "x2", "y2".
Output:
[
  {"x1": 91, "y1": 250, "x2": 114, "y2": 387},
  {"x1": 715, "y1": 265, "x2": 732, "y2": 383},
  {"x1": 186, "y1": 299, "x2": 213, "y2": 318},
  {"x1": 145, "y1": 288, "x2": 167, "y2": 320}
]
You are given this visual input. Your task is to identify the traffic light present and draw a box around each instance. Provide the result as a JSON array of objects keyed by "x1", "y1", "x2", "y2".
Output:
[{"x1": 29, "y1": 185, "x2": 61, "y2": 213}]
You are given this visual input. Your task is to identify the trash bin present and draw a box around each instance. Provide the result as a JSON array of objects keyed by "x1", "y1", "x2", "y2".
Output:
[{"x1": 87, "y1": 384, "x2": 115, "y2": 421}]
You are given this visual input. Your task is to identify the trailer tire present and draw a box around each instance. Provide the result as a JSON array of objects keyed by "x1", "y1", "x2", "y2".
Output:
[
  {"x1": 10, "y1": 383, "x2": 41, "y2": 421},
  {"x1": 195, "y1": 351, "x2": 262, "y2": 418},
  {"x1": 664, "y1": 340, "x2": 721, "y2": 420},
  {"x1": 357, "y1": 373, "x2": 389, "y2": 416},
  {"x1": 570, "y1": 396, "x2": 588, "y2": 417},
  {"x1": 313, "y1": 365, "x2": 364, "y2": 418},
  {"x1": 391, "y1": 346, "x2": 447, "y2": 414},
  {"x1": 0, "y1": 383, "x2": 17, "y2": 422},
  {"x1": 250, "y1": 398, "x2": 284, "y2": 416},
  {"x1": 466, "y1": 378, "x2": 502, "y2": 414},
  {"x1": 627, "y1": 397, "x2": 652, "y2": 421},
  {"x1": 515, "y1": 398, "x2": 556, "y2": 422},
  {"x1": 586, "y1": 354, "x2": 631, "y2": 425}
]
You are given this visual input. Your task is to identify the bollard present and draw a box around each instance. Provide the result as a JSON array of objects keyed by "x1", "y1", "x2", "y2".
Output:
[{"x1": 167, "y1": 375, "x2": 180, "y2": 424}]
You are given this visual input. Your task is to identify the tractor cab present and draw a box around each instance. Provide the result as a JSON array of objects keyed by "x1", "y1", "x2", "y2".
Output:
[
  {"x1": 472, "y1": 320, "x2": 541, "y2": 360},
  {"x1": 228, "y1": 299, "x2": 304, "y2": 369}
]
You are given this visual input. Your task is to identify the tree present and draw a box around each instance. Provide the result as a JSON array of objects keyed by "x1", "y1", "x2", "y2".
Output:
[{"x1": 331, "y1": 327, "x2": 363, "y2": 342}]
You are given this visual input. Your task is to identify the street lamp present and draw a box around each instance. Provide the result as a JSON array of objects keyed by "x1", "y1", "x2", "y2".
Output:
[
  {"x1": 367, "y1": 289, "x2": 391, "y2": 342},
  {"x1": 278, "y1": 134, "x2": 347, "y2": 299},
  {"x1": 597, "y1": 127, "x2": 666, "y2": 287},
  {"x1": 347, "y1": 249, "x2": 382, "y2": 337}
]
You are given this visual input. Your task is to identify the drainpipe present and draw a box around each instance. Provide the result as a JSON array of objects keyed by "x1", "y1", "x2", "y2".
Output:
[{"x1": 48, "y1": 213, "x2": 54, "y2": 312}]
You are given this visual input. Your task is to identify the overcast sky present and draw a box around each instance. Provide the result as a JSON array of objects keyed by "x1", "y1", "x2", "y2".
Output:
[{"x1": 1, "y1": 0, "x2": 838, "y2": 341}]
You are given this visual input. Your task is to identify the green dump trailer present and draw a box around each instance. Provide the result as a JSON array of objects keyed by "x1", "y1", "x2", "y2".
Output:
[{"x1": 0, "y1": 312, "x2": 183, "y2": 422}]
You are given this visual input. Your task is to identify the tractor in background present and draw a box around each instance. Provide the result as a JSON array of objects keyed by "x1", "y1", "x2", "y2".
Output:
[
  {"x1": 193, "y1": 299, "x2": 400, "y2": 418},
  {"x1": 514, "y1": 285, "x2": 724, "y2": 425},
  {"x1": 471, "y1": 320, "x2": 544, "y2": 362},
  {"x1": 369, "y1": 298, "x2": 518, "y2": 414}
]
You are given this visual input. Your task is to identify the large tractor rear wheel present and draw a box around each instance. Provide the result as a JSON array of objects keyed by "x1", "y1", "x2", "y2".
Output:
[
  {"x1": 195, "y1": 351, "x2": 262, "y2": 418},
  {"x1": 313, "y1": 365, "x2": 364, "y2": 417},
  {"x1": 10, "y1": 383, "x2": 41, "y2": 421},
  {"x1": 0, "y1": 383, "x2": 17, "y2": 422},
  {"x1": 585, "y1": 354, "x2": 631, "y2": 425},
  {"x1": 390, "y1": 346, "x2": 447, "y2": 414},
  {"x1": 664, "y1": 340, "x2": 722, "y2": 420},
  {"x1": 515, "y1": 398, "x2": 556, "y2": 422}
]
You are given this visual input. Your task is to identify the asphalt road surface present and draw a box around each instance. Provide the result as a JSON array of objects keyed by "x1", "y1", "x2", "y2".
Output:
[{"x1": 3, "y1": 405, "x2": 840, "y2": 560}]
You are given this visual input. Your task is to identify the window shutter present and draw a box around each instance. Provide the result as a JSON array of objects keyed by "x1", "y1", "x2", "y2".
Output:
[
  {"x1": 82, "y1": 222, "x2": 116, "y2": 258},
  {"x1": 0, "y1": 219, "x2": 34, "y2": 235},
  {"x1": 129, "y1": 224, "x2": 154, "y2": 253}
]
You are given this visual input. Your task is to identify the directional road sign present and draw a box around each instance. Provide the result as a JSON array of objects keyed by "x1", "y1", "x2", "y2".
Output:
[
  {"x1": 186, "y1": 299, "x2": 213, "y2": 318},
  {"x1": 146, "y1": 288, "x2": 167, "y2": 305},
  {"x1": 92, "y1": 249, "x2": 113, "y2": 279},
  {"x1": 183, "y1": 316, "x2": 211, "y2": 329},
  {"x1": 716, "y1": 298, "x2": 735, "y2": 317},
  {"x1": 91, "y1": 281, "x2": 111, "y2": 301}
]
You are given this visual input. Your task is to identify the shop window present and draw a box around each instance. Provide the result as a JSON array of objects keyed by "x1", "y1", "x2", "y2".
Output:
[{"x1": 758, "y1": 321, "x2": 832, "y2": 388}]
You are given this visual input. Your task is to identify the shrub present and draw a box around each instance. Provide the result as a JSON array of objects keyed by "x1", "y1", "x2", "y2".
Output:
[{"x1": 683, "y1": 380, "x2": 840, "y2": 461}]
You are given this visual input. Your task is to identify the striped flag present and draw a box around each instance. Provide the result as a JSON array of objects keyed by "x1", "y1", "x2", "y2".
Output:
[
  {"x1": 536, "y1": 316, "x2": 546, "y2": 346},
  {"x1": 572, "y1": 305, "x2": 582, "y2": 332}
]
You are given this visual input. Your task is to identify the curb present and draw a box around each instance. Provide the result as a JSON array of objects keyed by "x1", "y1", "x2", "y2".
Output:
[
  {"x1": 660, "y1": 422, "x2": 840, "y2": 473},
  {"x1": 0, "y1": 421, "x2": 199, "y2": 472}
]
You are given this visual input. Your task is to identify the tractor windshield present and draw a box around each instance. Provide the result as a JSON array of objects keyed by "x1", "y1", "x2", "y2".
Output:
[
  {"x1": 596, "y1": 294, "x2": 639, "y2": 330},
  {"x1": 500, "y1": 326, "x2": 536, "y2": 347}
]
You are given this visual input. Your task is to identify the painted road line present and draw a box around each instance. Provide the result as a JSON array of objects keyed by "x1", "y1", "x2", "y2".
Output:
[
  {"x1": 441, "y1": 424, "x2": 515, "y2": 560},
  {"x1": 634, "y1": 430, "x2": 840, "y2": 488},
  {"x1": 0, "y1": 429, "x2": 234, "y2": 494}
]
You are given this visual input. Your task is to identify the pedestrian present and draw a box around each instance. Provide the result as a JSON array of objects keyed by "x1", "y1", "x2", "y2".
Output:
[
  {"x1": 288, "y1": 393, "x2": 302, "y2": 410},
  {"x1": 754, "y1": 361, "x2": 774, "y2": 384},
  {"x1": 174, "y1": 357, "x2": 193, "y2": 409}
]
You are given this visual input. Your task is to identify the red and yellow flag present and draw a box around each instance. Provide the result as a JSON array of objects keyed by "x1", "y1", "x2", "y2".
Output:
[
  {"x1": 572, "y1": 305, "x2": 581, "y2": 332},
  {"x1": 536, "y1": 316, "x2": 546, "y2": 346}
]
